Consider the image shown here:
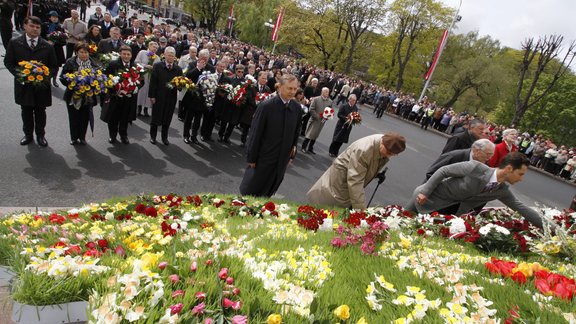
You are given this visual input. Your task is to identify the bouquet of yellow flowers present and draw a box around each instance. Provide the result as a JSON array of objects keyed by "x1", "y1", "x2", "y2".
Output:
[
  {"x1": 88, "y1": 44, "x2": 98, "y2": 55},
  {"x1": 167, "y1": 76, "x2": 195, "y2": 92},
  {"x1": 17, "y1": 60, "x2": 50, "y2": 87},
  {"x1": 61, "y1": 68, "x2": 114, "y2": 108}
]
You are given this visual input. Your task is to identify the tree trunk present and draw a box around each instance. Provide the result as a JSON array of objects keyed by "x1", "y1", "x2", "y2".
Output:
[{"x1": 344, "y1": 39, "x2": 357, "y2": 74}]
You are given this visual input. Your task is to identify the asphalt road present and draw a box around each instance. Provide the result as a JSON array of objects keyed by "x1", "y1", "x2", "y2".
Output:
[{"x1": 0, "y1": 14, "x2": 574, "y2": 210}]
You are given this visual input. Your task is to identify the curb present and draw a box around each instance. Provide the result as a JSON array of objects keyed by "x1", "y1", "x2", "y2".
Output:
[{"x1": 0, "y1": 207, "x2": 73, "y2": 218}]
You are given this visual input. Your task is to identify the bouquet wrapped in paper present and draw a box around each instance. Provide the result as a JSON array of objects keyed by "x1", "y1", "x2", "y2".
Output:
[
  {"x1": 320, "y1": 107, "x2": 335, "y2": 123},
  {"x1": 229, "y1": 75, "x2": 256, "y2": 106},
  {"x1": 17, "y1": 60, "x2": 50, "y2": 87},
  {"x1": 197, "y1": 71, "x2": 219, "y2": 108},
  {"x1": 88, "y1": 44, "x2": 98, "y2": 55},
  {"x1": 345, "y1": 111, "x2": 362, "y2": 126},
  {"x1": 99, "y1": 52, "x2": 120, "y2": 68},
  {"x1": 61, "y1": 68, "x2": 113, "y2": 108},
  {"x1": 123, "y1": 35, "x2": 137, "y2": 46},
  {"x1": 47, "y1": 31, "x2": 68, "y2": 45},
  {"x1": 255, "y1": 92, "x2": 271, "y2": 105},
  {"x1": 167, "y1": 76, "x2": 195, "y2": 91},
  {"x1": 111, "y1": 66, "x2": 145, "y2": 97}
]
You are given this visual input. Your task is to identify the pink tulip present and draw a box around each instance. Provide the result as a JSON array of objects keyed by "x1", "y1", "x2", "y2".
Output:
[
  {"x1": 231, "y1": 315, "x2": 247, "y2": 324},
  {"x1": 171, "y1": 290, "x2": 185, "y2": 298},
  {"x1": 232, "y1": 287, "x2": 241, "y2": 296},
  {"x1": 169, "y1": 303, "x2": 183, "y2": 315},
  {"x1": 190, "y1": 261, "x2": 198, "y2": 272},
  {"x1": 168, "y1": 274, "x2": 180, "y2": 283},
  {"x1": 158, "y1": 261, "x2": 168, "y2": 270},
  {"x1": 204, "y1": 319, "x2": 213, "y2": 324},
  {"x1": 223, "y1": 297, "x2": 241, "y2": 310},
  {"x1": 226, "y1": 277, "x2": 234, "y2": 285},
  {"x1": 195, "y1": 291, "x2": 206, "y2": 300},
  {"x1": 191, "y1": 301, "x2": 206, "y2": 315},
  {"x1": 114, "y1": 246, "x2": 126, "y2": 258},
  {"x1": 205, "y1": 259, "x2": 213, "y2": 266},
  {"x1": 218, "y1": 268, "x2": 229, "y2": 280}
]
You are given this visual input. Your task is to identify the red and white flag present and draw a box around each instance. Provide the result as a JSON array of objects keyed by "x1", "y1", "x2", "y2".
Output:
[
  {"x1": 424, "y1": 29, "x2": 449, "y2": 80},
  {"x1": 227, "y1": 4, "x2": 234, "y2": 30},
  {"x1": 271, "y1": 8, "x2": 284, "y2": 43},
  {"x1": 27, "y1": 0, "x2": 33, "y2": 17}
]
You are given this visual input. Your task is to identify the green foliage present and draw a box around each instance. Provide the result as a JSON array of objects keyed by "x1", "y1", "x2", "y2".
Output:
[{"x1": 235, "y1": 0, "x2": 281, "y2": 49}]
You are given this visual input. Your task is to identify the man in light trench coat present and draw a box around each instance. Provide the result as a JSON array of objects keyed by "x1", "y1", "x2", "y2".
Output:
[{"x1": 301, "y1": 87, "x2": 333, "y2": 154}]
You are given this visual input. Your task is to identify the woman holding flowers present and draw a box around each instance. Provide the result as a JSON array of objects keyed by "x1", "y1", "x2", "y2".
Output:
[
  {"x1": 59, "y1": 42, "x2": 103, "y2": 145},
  {"x1": 329, "y1": 94, "x2": 359, "y2": 157},
  {"x1": 84, "y1": 25, "x2": 102, "y2": 47},
  {"x1": 134, "y1": 41, "x2": 160, "y2": 117},
  {"x1": 41, "y1": 11, "x2": 65, "y2": 88}
]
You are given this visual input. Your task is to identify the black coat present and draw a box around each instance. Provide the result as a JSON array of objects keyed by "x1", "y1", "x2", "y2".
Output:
[
  {"x1": 41, "y1": 22, "x2": 66, "y2": 66},
  {"x1": 441, "y1": 130, "x2": 476, "y2": 154},
  {"x1": 98, "y1": 21, "x2": 114, "y2": 39},
  {"x1": 304, "y1": 85, "x2": 320, "y2": 100},
  {"x1": 98, "y1": 38, "x2": 124, "y2": 54},
  {"x1": 148, "y1": 61, "x2": 183, "y2": 126},
  {"x1": 239, "y1": 83, "x2": 268, "y2": 126},
  {"x1": 220, "y1": 76, "x2": 244, "y2": 124},
  {"x1": 182, "y1": 65, "x2": 216, "y2": 113},
  {"x1": 59, "y1": 56, "x2": 101, "y2": 104},
  {"x1": 4, "y1": 35, "x2": 58, "y2": 107},
  {"x1": 212, "y1": 72, "x2": 232, "y2": 117},
  {"x1": 332, "y1": 103, "x2": 358, "y2": 143},
  {"x1": 102, "y1": 59, "x2": 139, "y2": 122},
  {"x1": 240, "y1": 96, "x2": 303, "y2": 197}
]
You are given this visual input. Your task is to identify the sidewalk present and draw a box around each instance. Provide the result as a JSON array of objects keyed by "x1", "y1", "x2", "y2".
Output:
[{"x1": 364, "y1": 105, "x2": 576, "y2": 188}]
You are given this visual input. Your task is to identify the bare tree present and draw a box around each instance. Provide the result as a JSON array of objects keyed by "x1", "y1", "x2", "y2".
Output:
[{"x1": 513, "y1": 35, "x2": 576, "y2": 126}]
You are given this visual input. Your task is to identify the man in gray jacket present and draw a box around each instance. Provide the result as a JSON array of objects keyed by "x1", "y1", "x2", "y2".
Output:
[
  {"x1": 301, "y1": 87, "x2": 333, "y2": 154},
  {"x1": 406, "y1": 152, "x2": 545, "y2": 228}
]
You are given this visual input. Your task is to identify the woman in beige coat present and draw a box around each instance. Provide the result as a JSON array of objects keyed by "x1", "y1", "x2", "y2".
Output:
[{"x1": 307, "y1": 133, "x2": 406, "y2": 209}]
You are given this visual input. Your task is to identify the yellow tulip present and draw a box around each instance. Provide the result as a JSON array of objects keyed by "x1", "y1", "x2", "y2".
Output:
[
  {"x1": 334, "y1": 305, "x2": 350, "y2": 321},
  {"x1": 267, "y1": 314, "x2": 282, "y2": 324}
]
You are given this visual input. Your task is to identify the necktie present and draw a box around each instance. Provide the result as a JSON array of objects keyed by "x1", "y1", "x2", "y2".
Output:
[
  {"x1": 167, "y1": 64, "x2": 172, "y2": 70},
  {"x1": 125, "y1": 63, "x2": 129, "y2": 69},
  {"x1": 113, "y1": 40, "x2": 117, "y2": 48},
  {"x1": 260, "y1": 85, "x2": 263, "y2": 92},
  {"x1": 30, "y1": 39, "x2": 36, "y2": 49},
  {"x1": 482, "y1": 182, "x2": 499, "y2": 193}
]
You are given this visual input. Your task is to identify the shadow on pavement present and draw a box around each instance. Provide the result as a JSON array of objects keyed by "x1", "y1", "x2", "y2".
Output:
[
  {"x1": 107, "y1": 143, "x2": 172, "y2": 178},
  {"x1": 74, "y1": 145, "x2": 127, "y2": 180},
  {"x1": 24, "y1": 146, "x2": 81, "y2": 192}
]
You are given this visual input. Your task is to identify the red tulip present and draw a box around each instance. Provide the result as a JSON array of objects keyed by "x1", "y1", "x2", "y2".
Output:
[
  {"x1": 114, "y1": 245, "x2": 126, "y2": 257},
  {"x1": 158, "y1": 261, "x2": 168, "y2": 270},
  {"x1": 168, "y1": 274, "x2": 180, "y2": 283},
  {"x1": 535, "y1": 278, "x2": 552, "y2": 295},
  {"x1": 232, "y1": 287, "x2": 241, "y2": 295},
  {"x1": 226, "y1": 277, "x2": 234, "y2": 285},
  {"x1": 218, "y1": 268, "x2": 229, "y2": 280},
  {"x1": 169, "y1": 303, "x2": 183, "y2": 315},
  {"x1": 511, "y1": 271, "x2": 527, "y2": 284},
  {"x1": 205, "y1": 259, "x2": 213, "y2": 266},
  {"x1": 97, "y1": 239, "x2": 108, "y2": 249},
  {"x1": 195, "y1": 291, "x2": 206, "y2": 300},
  {"x1": 191, "y1": 301, "x2": 205, "y2": 315},
  {"x1": 552, "y1": 283, "x2": 573, "y2": 300},
  {"x1": 222, "y1": 297, "x2": 241, "y2": 310},
  {"x1": 190, "y1": 261, "x2": 198, "y2": 272},
  {"x1": 171, "y1": 290, "x2": 185, "y2": 298}
]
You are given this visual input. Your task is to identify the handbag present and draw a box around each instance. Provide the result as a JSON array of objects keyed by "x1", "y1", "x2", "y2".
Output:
[{"x1": 100, "y1": 98, "x2": 113, "y2": 123}]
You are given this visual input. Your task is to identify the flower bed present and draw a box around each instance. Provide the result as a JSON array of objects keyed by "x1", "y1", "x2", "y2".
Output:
[{"x1": 0, "y1": 194, "x2": 574, "y2": 323}]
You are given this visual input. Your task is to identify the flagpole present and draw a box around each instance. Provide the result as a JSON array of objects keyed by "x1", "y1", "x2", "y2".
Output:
[
  {"x1": 270, "y1": 8, "x2": 283, "y2": 55},
  {"x1": 417, "y1": 0, "x2": 462, "y2": 102}
]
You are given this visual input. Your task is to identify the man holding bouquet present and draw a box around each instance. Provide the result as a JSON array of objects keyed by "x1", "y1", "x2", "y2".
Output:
[
  {"x1": 329, "y1": 94, "x2": 360, "y2": 157},
  {"x1": 4, "y1": 16, "x2": 58, "y2": 147},
  {"x1": 302, "y1": 87, "x2": 333, "y2": 154},
  {"x1": 103, "y1": 45, "x2": 141, "y2": 144}
]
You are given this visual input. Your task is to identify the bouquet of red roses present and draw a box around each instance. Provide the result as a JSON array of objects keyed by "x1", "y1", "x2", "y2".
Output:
[
  {"x1": 47, "y1": 31, "x2": 67, "y2": 45},
  {"x1": 110, "y1": 66, "x2": 145, "y2": 97},
  {"x1": 255, "y1": 92, "x2": 271, "y2": 105},
  {"x1": 229, "y1": 75, "x2": 257, "y2": 106},
  {"x1": 345, "y1": 111, "x2": 362, "y2": 126}
]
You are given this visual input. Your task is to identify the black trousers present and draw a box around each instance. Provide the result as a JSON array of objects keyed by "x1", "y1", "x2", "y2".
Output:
[
  {"x1": 67, "y1": 104, "x2": 89, "y2": 141},
  {"x1": 66, "y1": 43, "x2": 75, "y2": 59},
  {"x1": 183, "y1": 109, "x2": 203, "y2": 138},
  {"x1": 200, "y1": 109, "x2": 216, "y2": 139},
  {"x1": 1, "y1": 24, "x2": 13, "y2": 50},
  {"x1": 329, "y1": 141, "x2": 344, "y2": 155},
  {"x1": 300, "y1": 114, "x2": 310, "y2": 136},
  {"x1": 107, "y1": 104, "x2": 130, "y2": 139},
  {"x1": 150, "y1": 124, "x2": 169, "y2": 140},
  {"x1": 302, "y1": 138, "x2": 316, "y2": 151},
  {"x1": 21, "y1": 105, "x2": 46, "y2": 138},
  {"x1": 240, "y1": 123, "x2": 250, "y2": 144},
  {"x1": 80, "y1": 8, "x2": 87, "y2": 21},
  {"x1": 218, "y1": 121, "x2": 236, "y2": 139}
]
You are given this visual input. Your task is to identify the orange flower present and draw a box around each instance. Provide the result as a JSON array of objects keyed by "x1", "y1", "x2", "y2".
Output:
[
  {"x1": 27, "y1": 75, "x2": 35, "y2": 81},
  {"x1": 23, "y1": 69, "x2": 31, "y2": 75},
  {"x1": 36, "y1": 75, "x2": 43, "y2": 81}
]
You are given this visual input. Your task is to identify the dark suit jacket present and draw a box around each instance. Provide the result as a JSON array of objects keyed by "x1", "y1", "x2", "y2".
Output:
[
  {"x1": 441, "y1": 130, "x2": 476, "y2": 154},
  {"x1": 123, "y1": 27, "x2": 144, "y2": 37},
  {"x1": 426, "y1": 148, "x2": 471, "y2": 180},
  {"x1": 98, "y1": 21, "x2": 114, "y2": 39},
  {"x1": 4, "y1": 35, "x2": 58, "y2": 107},
  {"x1": 98, "y1": 38, "x2": 124, "y2": 54},
  {"x1": 407, "y1": 160, "x2": 544, "y2": 228}
]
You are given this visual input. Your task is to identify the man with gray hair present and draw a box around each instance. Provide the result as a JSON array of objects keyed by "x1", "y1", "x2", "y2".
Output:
[
  {"x1": 441, "y1": 118, "x2": 486, "y2": 154},
  {"x1": 328, "y1": 94, "x2": 359, "y2": 157},
  {"x1": 98, "y1": 27, "x2": 124, "y2": 54},
  {"x1": 148, "y1": 46, "x2": 183, "y2": 145},
  {"x1": 302, "y1": 87, "x2": 333, "y2": 154},
  {"x1": 426, "y1": 139, "x2": 495, "y2": 180}
]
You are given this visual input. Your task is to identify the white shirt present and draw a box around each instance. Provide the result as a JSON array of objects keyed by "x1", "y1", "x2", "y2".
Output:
[{"x1": 26, "y1": 35, "x2": 38, "y2": 48}]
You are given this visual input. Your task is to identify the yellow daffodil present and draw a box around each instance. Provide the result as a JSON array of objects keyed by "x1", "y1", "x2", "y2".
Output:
[
  {"x1": 267, "y1": 314, "x2": 282, "y2": 324},
  {"x1": 333, "y1": 305, "x2": 350, "y2": 320},
  {"x1": 356, "y1": 317, "x2": 368, "y2": 324}
]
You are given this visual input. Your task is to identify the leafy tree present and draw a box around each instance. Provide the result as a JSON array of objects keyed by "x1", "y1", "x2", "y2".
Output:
[
  {"x1": 185, "y1": 0, "x2": 231, "y2": 32},
  {"x1": 234, "y1": 0, "x2": 281, "y2": 47}
]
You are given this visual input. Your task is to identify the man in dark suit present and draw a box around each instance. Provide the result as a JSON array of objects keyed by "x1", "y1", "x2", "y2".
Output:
[
  {"x1": 181, "y1": 50, "x2": 215, "y2": 144},
  {"x1": 329, "y1": 94, "x2": 359, "y2": 157},
  {"x1": 0, "y1": 0, "x2": 15, "y2": 51},
  {"x1": 406, "y1": 152, "x2": 545, "y2": 228},
  {"x1": 218, "y1": 64, "x2": 245, "y2": 144},
  {"x1": 200, "y1": 59, "x2": 228, "y2": 142},
  {"x1": 239, "y1": 74, "x2": 303, "y2": 197},
  {"x1": 441, "y1": 119, "x2": 486, "y2": 154},
  {"x1": 148, "y1": 46, "x2": 183, "y2": 145},
  {"x1": 207, "y1": 49, "x2": 218, "y2": 69},
  {"x1": 426, "y1": 139, "x2": 495, "y2": 180},
  {"x1": 103, "y1": 45, "x2": 139, "y2": 144},
  {"x1": 98, "y1": 13, "x2": 114, "y2": 39},
  {"x1": 123, "y1": 19, "x2": 143, "y2": 37},
  {"x1": 4, "y1": 16, "x2": 58, "y2": 147},
  {"x1": 114, "y1": 11, "x2": 128, "y2": 30},
  {"x1": 98, "y1": 27, "x2": 124, "y2": 54},
  {"x1": 87, "y1": 6, "x2": 103, "y2": 28},
  {"x1": 130, "y1": 34, "x2": 147, "y2": 63}
]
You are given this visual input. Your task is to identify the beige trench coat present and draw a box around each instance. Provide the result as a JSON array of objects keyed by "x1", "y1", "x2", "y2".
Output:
[
  {"x1": 307, "y1": 134, "x2": 389, "y2": 209},
  {"x1": 305, "y1": 95, "x2": 334, "y2": 140}
]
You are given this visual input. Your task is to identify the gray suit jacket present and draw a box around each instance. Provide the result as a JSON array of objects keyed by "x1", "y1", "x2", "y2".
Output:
[
  {"x1": 407, "y1": 160, "x2": 543, "y2": 227},
  {"x1": 426, "y1": 148, "x2": 471, "y2": 180}
]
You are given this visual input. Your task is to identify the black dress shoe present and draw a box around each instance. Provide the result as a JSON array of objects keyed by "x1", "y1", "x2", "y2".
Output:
[
  {"x1": 70, "y1": 139, "x2": 78, "y2": 145},
  {"x1": 191, "y1": 137, "x2": 200, "y2": 145},
  {"x1": 162, "y1": 139, "x2": 170, "y2": 146},
  {"x1": 20, "y1": 136, "x2": 33, "y2": 145},
  {"x1": 223, "y1": 138, "x2": 231, "y2": 144},
  {"x1": 329, "y1": 153, "x2": 337, "y2": 157},
  {"x1": 203, "y1": 136, "x2": 213, "y2": 142},
  {"x1": 150, "y1": 138, "x2": 157, "y2": 144},
  {"x1": 108, "y1": 138, "x2": 117, "y2": 144},
  {"x1": 37, "y1": 136, "x2": 48, "y2": 147},
  {"x1": 217, "y1": 136, "x2": 224, "y2": 143},
  {"x1": 78, "y1": 139, "x2": 86, "y2": 145},
  {"x1": 183, "y1": 137, "x2": 191, "y2": 144},
  {"x1": 120, "y1": 137, "x2": 130, "y2": 144}
]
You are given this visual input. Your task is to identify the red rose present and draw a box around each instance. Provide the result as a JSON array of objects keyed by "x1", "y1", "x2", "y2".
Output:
[
  {"x1": 85, "y1": 241, "x2": 97, "y2": 249},
  {"x1": 97, "y1": 239, "x2": 108, "y2": 249},
  {"x1": 264, "y1": 201, "x2": 276, "y2": 211},
  {"x1": 83, "y1": 249, "x2": 102, "y2": 258},
  {"x1": 135, "y1": 204, "x2": 146, "y2": 214},
  {"x1": 65, "y1": 245, "x2": 81, "y2": 255},
  {"x1": 145, "y1": 206, "x2": 158, "y2": 217}
]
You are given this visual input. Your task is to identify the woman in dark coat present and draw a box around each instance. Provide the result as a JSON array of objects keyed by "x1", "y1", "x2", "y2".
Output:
[
  {"x1": 41, "y1": 11, "x2": 65, "y2": 87},
  {"x1": 329, "y1": 94, "x2": 359, "y2": 157},
  {"x1": 84, "y1": 25, "x2": 102, "y2": 46},
  {"x1": 59, "y1": 42, "x2": 101, "y2": 145}
]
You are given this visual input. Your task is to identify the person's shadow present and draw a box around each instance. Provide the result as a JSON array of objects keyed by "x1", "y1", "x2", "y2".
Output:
[
  {"x1": 24, "y1": 146, "x2": 82, "y2": 193},
  {"x1": 157, "y1": 144, "x2": 220, "y2": 177},
  {"x1": 107, "y1": 143, "x2": 171, "y2": 178},
  {"x1": 74, "y1": 145, "x2": 127, "y2": 180}
]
